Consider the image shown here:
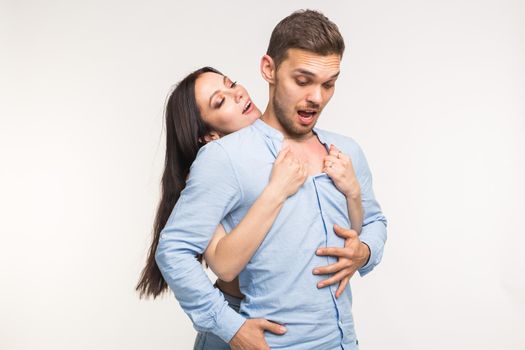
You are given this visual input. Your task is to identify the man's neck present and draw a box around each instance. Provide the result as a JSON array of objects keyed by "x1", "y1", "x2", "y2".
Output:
[
  {"x1": 261, "y1": 104, "x2": 327, "y2": 174},
  {"x1": 261, "y1": 106, "x2": 315, "y2": 143}
]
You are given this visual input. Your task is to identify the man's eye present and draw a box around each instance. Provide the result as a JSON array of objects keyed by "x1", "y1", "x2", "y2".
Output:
[
  {"x1": 296, "y1": 80, "x2": 309, "y2": 86},
  {"x1": 323, "y1": 83, "x2": 334, "y2": 89},
  {"x1": 230, "y1": 81, "x2": 237, "y2": 88}
]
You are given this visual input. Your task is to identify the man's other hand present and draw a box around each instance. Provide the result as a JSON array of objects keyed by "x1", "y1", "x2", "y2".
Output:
[{"x1": 312, "y1": 224, "x2": 371, "y2": 298}]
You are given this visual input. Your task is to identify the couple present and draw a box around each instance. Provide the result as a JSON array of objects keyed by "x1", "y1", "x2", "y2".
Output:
[{"x1": 137, "y1": 10, "x2": 387, "y2": 350}]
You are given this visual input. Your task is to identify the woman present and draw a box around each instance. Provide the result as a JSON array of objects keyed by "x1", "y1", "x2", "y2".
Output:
[{"x1": 136, "y1": 67, "x2": 363, "y2": 349}]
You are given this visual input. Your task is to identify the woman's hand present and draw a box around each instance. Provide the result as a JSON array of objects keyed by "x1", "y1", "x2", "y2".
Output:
[
  {"x1": 322, "y1": 144, "x2": 360, "y2": 199},
  {"x1": 268, "y1": 146, "x2": 308, "y2": 200}
]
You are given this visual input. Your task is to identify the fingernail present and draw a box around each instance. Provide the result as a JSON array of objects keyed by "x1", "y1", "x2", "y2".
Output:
[
  {"x1": 313, "y1": 269, "x2": 319, "y2": 274},
  {"x1": 317, "y1": 283, "x2": 324, "y2": 288},
  {"x1": 316, "y1": 249, "x2": 322, "y2": 255},
  {"x1": 280, "y1": 326, "x2": 287, "y2": 333}
]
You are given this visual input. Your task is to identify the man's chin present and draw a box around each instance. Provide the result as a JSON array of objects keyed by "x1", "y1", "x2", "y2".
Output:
[
  {"x1": 294, "y1": 116, "x2": 318, "y2": 133},
  {"x1": 274, "y1": 104, "x2": 317, "y2": 137},
  {"x1": 285, "y1": 123, "x2": 316, "y2": 139}
]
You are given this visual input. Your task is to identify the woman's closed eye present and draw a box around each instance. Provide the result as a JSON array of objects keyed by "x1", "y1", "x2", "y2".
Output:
[
  {"x1": 216, "y1": 97, "x2": 225, "y2": 108},
  {"x1": 215, "y1": 79, "x2": 237, "y2": 108},
  {"x1": 225, "y1": 76, "x2": 237, "y2": 89}
]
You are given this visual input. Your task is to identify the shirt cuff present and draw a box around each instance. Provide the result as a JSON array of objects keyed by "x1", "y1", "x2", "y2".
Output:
[
  {"x1": 357, "y1": 230, "x2": 384, "y2": 277},
  {"x1": 212, "y1": 302, "x2": 247, "y2": 343}
]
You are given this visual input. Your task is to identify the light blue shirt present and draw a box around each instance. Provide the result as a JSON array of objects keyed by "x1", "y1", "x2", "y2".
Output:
[{"x1": 156, "y1": 119, "x2": 387, "y2": 350}]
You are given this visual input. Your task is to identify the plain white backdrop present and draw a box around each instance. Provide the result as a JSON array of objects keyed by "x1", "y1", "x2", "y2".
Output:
[{"x1": 1, "y1": 0, "x2": 524, "y2": 349}]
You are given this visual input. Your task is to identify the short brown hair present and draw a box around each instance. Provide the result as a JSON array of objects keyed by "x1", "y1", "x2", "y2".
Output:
[{"x1": 266, "y1": 9, "x2": 345, "y2": 69}]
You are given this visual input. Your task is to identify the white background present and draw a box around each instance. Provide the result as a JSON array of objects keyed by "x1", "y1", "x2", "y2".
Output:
[{"x1": 1, "y1": 1, "x2": 524, "y2": 349}]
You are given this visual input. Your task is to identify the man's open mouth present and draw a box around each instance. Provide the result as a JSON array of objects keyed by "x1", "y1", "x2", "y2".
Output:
[
  {"x1": 296, "y1": 109, "x2": 318, "y2": 125},
  {"x1": 297, "y1": 110, "x2": 317, "y2": 118}
]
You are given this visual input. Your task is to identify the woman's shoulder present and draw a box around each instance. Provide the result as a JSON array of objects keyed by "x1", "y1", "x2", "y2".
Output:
[{"x1": 215, "y1": 124, "x2": 261, "y2": 150}]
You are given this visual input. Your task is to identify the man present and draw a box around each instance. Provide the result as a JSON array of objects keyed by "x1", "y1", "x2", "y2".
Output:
[{"x1": 156, "y1": 10, "x2": 387, "y2": 350}]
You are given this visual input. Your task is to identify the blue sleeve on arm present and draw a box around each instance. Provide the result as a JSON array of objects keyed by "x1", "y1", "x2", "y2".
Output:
[
  {"x1": 351, "y1": 142, "x2": 388, "y2": 277},
  {"x1": 155, "y1": 142, "x2": 246, "y2": 342}
]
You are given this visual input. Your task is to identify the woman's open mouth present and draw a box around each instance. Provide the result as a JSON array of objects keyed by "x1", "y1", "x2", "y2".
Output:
[{"x1": 242, "y1": 100, "x2": 254, "y2": 115}]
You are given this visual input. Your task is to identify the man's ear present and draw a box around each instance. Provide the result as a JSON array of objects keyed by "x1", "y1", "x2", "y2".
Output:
[
  {"x1": 199, "y1": 131, "x2": 220, "y2": 144},
  {"x1": 260, "y1": 54, "x2": 276, "y2": 84}
]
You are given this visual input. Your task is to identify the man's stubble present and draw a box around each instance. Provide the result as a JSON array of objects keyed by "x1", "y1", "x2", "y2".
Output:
[{"x1": 272, "y1": 77, "x2": 317, "y2": 140}]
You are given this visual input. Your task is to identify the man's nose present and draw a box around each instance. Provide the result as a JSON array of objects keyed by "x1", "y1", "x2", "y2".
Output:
[{"x1": 306, "y1": 85, "x2": 322, "y2": 106}]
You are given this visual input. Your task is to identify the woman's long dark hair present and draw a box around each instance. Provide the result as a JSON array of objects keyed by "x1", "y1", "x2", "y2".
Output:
[{"x1": 136, "y1": 66, "x2": 222, "y2": 299}]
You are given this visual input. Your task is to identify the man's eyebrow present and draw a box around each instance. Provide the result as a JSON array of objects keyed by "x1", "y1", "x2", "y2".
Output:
[
  {"x1": 209, "y1": 75, "x2": 228, "y2": 107},
  {"x1": 293, "y1": 69, "x2": 340, "y2": 79}
]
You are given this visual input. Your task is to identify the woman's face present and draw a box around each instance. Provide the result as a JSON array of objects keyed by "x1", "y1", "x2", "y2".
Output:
[{"x1": 195, "y1": 72, "x2": 261, "y2": 137}]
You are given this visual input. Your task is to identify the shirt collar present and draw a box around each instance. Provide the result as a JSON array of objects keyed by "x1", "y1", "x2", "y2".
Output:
[
  {"x1": 253, "y1": 119, "x2": 284, "y2": 141},
  {"x1": 253, "y1": 118, "x2": 327, "y2": 144},
  {"x1": 312, "y1": 127, "x2": 330, "y2": 149},
  {"x1": 253, "y1": 119, "x2": 330, "y2": 150}
]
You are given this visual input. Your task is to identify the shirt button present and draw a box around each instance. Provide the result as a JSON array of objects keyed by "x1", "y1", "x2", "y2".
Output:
[{"x1": 339, "y1": 320, "x2": 343, "y2": 327}]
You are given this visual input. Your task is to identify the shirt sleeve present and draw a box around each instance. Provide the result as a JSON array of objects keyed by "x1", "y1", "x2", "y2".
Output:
[
  {"x1": 155, "y1": 142, "x2": 246, "y2": 342},
  {"x1": 352, "y1": 142, "x2": 388, "y2": 277}
]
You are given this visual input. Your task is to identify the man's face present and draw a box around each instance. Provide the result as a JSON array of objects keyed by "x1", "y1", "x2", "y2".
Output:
[{"x1": 272, "y1": 48, "x2": 341, "y2": 139}]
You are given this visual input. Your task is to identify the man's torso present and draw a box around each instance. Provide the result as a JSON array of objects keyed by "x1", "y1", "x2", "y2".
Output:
[{"x1": 216, "y1": 120, "x2": 361, "y2": 350}]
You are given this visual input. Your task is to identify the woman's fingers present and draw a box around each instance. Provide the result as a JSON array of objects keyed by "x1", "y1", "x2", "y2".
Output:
[
  {"x1": 323, "y1": 154, "x2": 345, "y2": 169},
  {"x1": 325, "y1": 153, "x2": 350, "y2": 164},
  {"x1": 296, "y1": 162, "x2": 308, "y2": 184},
  {"x1": 329, "y1": 144, "x2": 340, "y2": 156},
  {"x1": 275, "y1": 146, "x2": 290, "y2": 163},
  {"x1": 323, "y1": 155, "x2": 340, "y2": 172},
  {"x1": 329, "y1": 144, "x2": 351, "y2": 163},
  {"x1": 324, "y1": 154, "x2": 338, "y2": 163},
  {"x1": 329, "y1": 144, "x2": 344, "y2": 159},
  {"x1": 298, "y1": 162, "x2": 308, "y2": 184}
]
